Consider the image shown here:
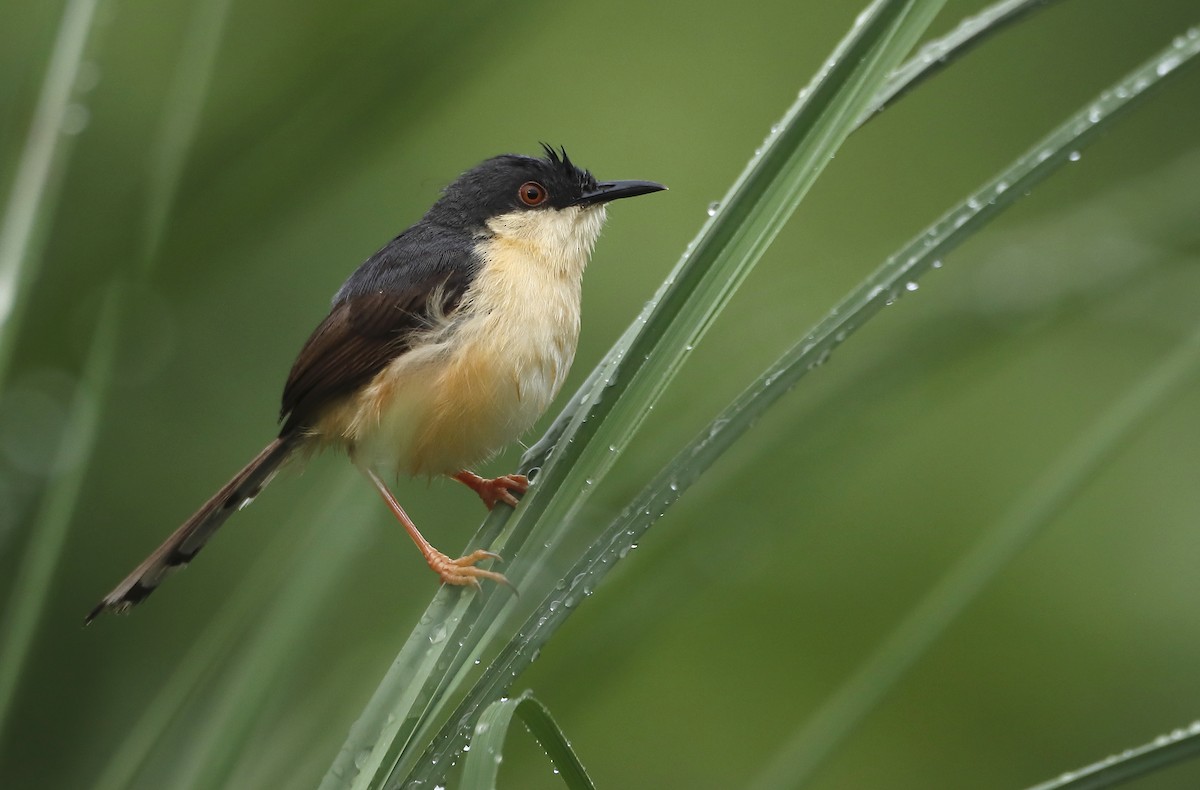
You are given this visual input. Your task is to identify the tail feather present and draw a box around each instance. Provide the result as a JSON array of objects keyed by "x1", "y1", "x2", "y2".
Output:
[{"x1": 86, "y1": 435, "x2": 299, "y2": 623}]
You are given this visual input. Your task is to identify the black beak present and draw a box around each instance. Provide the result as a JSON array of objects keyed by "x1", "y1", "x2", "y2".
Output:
[{"x1": 572, "y1": 179, "x2": 667, "y2": 207}]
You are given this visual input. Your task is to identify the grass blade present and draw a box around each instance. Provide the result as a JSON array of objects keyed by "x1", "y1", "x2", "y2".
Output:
[
  {"x1": 139, "y1": 0, "x2": 235, "y2": 271},
  {"x1": 461, "y1": 692, "x2": 596, "y2": 790},
  {"x1": 91, "y1": 474, "x2": 360, "y2": 790},
  {"x1": 173, "y1": 487, "x2": 376, "y2": 790},
  {"x1": 0, "y1": 281, "x2": 118, "y2": 744},
  {"x1": 0, "y1": 0, "x2": 232, "y2": 748},
  {"x1": 324, "y1": 3, "x2": 949, "y2": 787},
  {"x1": 413, "y1": 24, "x2": 1200, "y2": 779},
  {"x1": 1023, "y1": 723, "x2": 1200, "y2": 790},
  {"x1": 751, "y1": 314, "x2": 1200, "y2": 790},
  {"x1": 864, "y1": 0, "x2": 1064, "y2": 119},
  {"x1": 526, "y1": 0, "x2": 1067, "y2": 464},
  {"x1": 0, "y1": 0, "x2": 101, "y2": 390}
]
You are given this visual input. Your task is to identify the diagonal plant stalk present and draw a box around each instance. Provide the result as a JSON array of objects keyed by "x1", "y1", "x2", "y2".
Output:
[
  {"x1": 752, "y1": 307, "x2": 1200, "y2": 790},
  {"x1": 0, "y1": 0, "x2": 234, "y2": 751},
  {"x1": 1023, "y1": 722, "x2": 1200, "y2": 790},
  {"x1": 0, "y1": 0, "x2": 102, "y2": 391},
  {"x1": 91, "y1": 473, "x2": 360, "y2": 790},
  {"x1": 0, "y1": 4, "x2": 106, "y2": 724},
  {"x1": 0, "y1": 281, "x2": 118, "y2": 746},
  {"x1": 322, "y1": 2, "x2": 950, "y2": 787},
  {"x1": 523, "y1": 0, "x2": 1068, "y2": 466},
  {"x1": 174, "y1": 487, "x2": 377, "y2": 790},
  {"x1": 865, "y1": 0, "x2": 1062, "y2": 118},
  {"x1": 407, "y1": 26, "x2": 1200, "y2": 781}
]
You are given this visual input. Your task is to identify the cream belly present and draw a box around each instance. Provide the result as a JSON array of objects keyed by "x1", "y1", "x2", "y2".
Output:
[{"x1": 318, "y1": 206, "x2": 603, "y2": 477}]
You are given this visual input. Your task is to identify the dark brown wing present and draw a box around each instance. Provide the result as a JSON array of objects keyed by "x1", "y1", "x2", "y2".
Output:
[{"x1": 279, "y1": 269, "x2": 471, "y2": 433}]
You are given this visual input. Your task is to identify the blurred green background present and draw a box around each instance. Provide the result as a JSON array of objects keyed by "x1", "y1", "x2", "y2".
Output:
[{"x1": 2, "y1": 0, "x2": 1200, "y2": 787}]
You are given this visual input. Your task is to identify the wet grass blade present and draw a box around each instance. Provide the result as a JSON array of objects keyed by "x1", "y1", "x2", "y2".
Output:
[
  {"x1": 1023, "y1": 723, "x2": 1200, "y2": 790},
  {"x1": 526, "y1": 0, "x2": 1067, "y2": 463},
  {"x1": 412, "y1": 25, "x2": 1200, "y2": 780},
  {"x1": 324, "y1": 2, "x2": 948, "y2": 788},
  {"x1": 461, "y1": 692, "x2": 595, "y2": 790},
  {"x1": 752, "y1": 311, "x2": 1200, "y2": 789},
  {"x1": 864, "y1": 0, "x2": 1064, "y2": 118}
]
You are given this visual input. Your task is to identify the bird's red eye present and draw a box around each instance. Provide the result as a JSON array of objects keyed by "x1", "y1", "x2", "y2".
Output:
[{"x1": 518, "y1": 181, "x2": 548, "y2": 206}]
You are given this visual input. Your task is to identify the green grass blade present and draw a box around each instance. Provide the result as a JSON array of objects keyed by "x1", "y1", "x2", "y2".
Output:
[
  {"x1": 0, "y1": 281, "x2": 120, "y2": 745},
  {"x1": 525, "y1": 0, "x2": 1064, "y2": 465},
  {"x1": 91, "y1": 473, "x2": 360, "y2": 790},
  {"x1": 1023, "y1": 723, "x2": 1200, "y2": 790},
  {"x1": 0, "y1": 2, "x2": 232, "y2": 749},
  {"x1": 461, "y1": 692, "x2": 595, "y2": 790},
  {"x1": 173, "y1": 488, "x2": 376, "y2": 790},
  {"x1": 864, "y1": 0, "x2": 1064, "y2": 119},
  {"x1": 751, "y1": 315, "x2": 1200, "y2": 790},
  {"x1": 411, "y1": 24, "x2": 1200, "y2": 778},
  {"x1": 139, "y1": 0, "x2": 235, "y2": 272},
  {"x1": 0, "y1": 0, "x2": 101, "y2": 391},
  {"x1": 319, "y1": 6, "x2": 945, "y2": 787},
  {"x1": 321, "y1": 3, "x2": 948, "y2": 788}
]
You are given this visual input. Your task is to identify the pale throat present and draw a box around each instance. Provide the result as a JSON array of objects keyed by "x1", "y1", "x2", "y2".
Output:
[{"x1": 483, "y1": 204, "x2": 607, "y2": 280}]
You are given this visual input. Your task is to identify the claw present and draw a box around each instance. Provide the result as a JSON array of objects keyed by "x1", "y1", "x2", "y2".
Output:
[
  {"x1": 428, "y1": 548, "x2": 513, "y2": 591},
  {"x1": 453, "y1": 471, "x2": 530, "y2": 510}
]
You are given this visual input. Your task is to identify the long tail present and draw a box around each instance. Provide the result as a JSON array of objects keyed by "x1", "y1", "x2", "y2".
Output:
[{"x1": 86, "y1": 435, "x2": 300, "y2": 623}]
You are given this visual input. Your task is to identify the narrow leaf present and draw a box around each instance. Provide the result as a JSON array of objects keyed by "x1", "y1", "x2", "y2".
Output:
[
  {"x1": 415, "y1": 24, "x2": 1200, "y2": 779},
  {"x1": 461, "y1": 692, "x2": 595, "y2": 790}
]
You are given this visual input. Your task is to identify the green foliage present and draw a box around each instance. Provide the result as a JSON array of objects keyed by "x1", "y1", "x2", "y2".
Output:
[
  {"x1": 1, "y1": 0, "x2": 1199, "y2": 788},
  {"x1": 462, "y1": 692, "x2": 595, "y2": 790}
]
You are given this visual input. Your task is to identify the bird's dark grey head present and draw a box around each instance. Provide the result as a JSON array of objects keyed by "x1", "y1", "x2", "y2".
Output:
[{"x1": 425, "y1": 144, "x2": 665, "y2": 230}]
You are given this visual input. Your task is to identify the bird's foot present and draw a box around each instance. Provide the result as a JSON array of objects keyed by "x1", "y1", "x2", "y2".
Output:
[
  {"x1": 426, "y1": 548, "x2": 513, "y2": 592},
  {"x1": 453, "y1": 471, "x2": 529, "y2": 510}
]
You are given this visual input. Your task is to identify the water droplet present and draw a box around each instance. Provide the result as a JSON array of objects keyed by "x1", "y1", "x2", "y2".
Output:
[
  {"x1": 905, "y1": 281, "x2": 919, "y2": 292},
  {"x1": 1067, "y1": 150, "x2": 1081, "y2": 162},
  {"x1": 931, "y1": 259, "x2": 943, "y2": 269},
  {"x1": 428, "y1": 623, "x2": 448, "y2": 644},
  {"x1": 707, "y1": 201, "x2": 720, "y2": 216},
  {"x1": 61, "y1": 103, "x2": 89, "y2": 135},
  {"x1": 1157, "y1": 54, "x2": 1183, "y2": 76},
  {"x1": 75, "y1": 61, "x2": 101, "y2": 92}
]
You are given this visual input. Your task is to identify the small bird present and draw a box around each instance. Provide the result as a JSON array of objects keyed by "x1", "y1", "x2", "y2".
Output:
[{"x1": 87, "y1": 145, "x2": 665, "y2": 622}]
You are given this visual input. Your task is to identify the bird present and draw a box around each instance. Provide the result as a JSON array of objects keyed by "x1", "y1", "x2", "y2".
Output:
[{"x1": 87, "y1": 145, "x2": 665, "y2": 622}]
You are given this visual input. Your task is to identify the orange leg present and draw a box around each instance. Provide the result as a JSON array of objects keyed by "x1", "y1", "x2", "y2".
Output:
[
  {"x1": 453, "y1": 470, "x2": 529, "y2": 510},
  {"x1": 364, "y1": 468, "x2": 509, "y2": 590}
]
